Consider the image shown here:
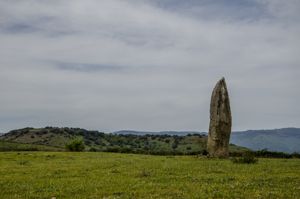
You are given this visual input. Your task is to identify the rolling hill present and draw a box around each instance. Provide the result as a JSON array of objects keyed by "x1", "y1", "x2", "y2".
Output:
[
  {"x1": 230, "y1": 128, "x2": 300, "y2": 153},
  {"x1": 0, "y1": 127, "x2": 246, "y2": 154},
  {"x1": 115, "y1": 128, "x2": 300, "y2": 153},
  {"x1": 114, "y1": 130, "x2": 203, "y2": 136},
  {"x1": 1, "y1": 127, "x2": 299, "y2": 153}
]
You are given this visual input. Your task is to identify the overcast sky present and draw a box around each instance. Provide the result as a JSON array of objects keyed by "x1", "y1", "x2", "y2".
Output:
[{"x1": 0, "y1": 0, "x2": 299, "y2": 133}]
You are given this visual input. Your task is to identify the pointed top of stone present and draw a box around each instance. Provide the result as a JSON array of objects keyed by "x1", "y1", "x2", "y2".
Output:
[
  {"x1": 217, "y1": 77, "x2": 226, "y2": 85},
  {"x1": 213, "y1": 77, "x2": 228, "y2": 96}
]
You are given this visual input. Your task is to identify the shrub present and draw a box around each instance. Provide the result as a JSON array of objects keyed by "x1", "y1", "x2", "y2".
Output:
[
  {"x1": 202, "y1": 149, "x2": 208, "y2": 156},
  {"x1": 89, "y1": 147, "x2": 97, "y2": 152},
  {"x1": 171, "y1": 142, "x2": 178, "y2": 150},
  {"x1": 292, "y1": 152, "x2": 300, "y2": 158},
  {"x1": 65, "y1": 138, "x2": 85, "y2": 152},
  {"x1": 253, "y1": 149, "x2": 292, "y2": 158},
  {"x1": 138, "y1": 169, "x2": 151, "y2": 177},
  {"x1": 231, "y1": 152, "x2": 258, "y2": 164},
  {"x1": 18, "y1": 160, "x2": 30, "y2": 165}
]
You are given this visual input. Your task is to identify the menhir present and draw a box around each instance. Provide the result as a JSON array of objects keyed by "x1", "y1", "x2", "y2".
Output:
[{"x1": 207, "y1": 77, "x2": 232, "y2": 158}]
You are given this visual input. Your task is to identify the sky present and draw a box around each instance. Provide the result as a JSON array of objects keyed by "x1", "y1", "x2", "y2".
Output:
[{"x1": 0, "y1": 0, "x2": 299, "y2": 133}]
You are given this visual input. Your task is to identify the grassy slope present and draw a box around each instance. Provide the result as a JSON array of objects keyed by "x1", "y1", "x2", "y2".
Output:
[
  {"x1": 0, "y1": 128, "x2": 75, "y2": 147},
  {"x1": 0, "y1": 152, "x2": 299, "y2": 199},
  {"x1": 0, "y1": 140, "x2": 64, "y2": 151}
]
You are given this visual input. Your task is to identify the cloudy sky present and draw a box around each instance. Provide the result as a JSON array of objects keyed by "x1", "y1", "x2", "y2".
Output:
[{"x1": 0, "y1": 0, "x2": 299, "y2": 133}]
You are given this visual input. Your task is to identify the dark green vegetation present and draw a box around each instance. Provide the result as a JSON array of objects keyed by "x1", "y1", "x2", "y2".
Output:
[
  {"x1": 0, "y1": 127, "x2": 247, "y2": 155},
  {"x1": 231, "y1": 152, "x2": 258, "y2": 164},
  {"x1": 65, "y1": 138, "x2": 85, "y2": 152},
  {"x1": 252, "y1": 149, "x2": 300, "y2": 159},
  {"x1": 0, "y1": 152, "x2": 299, "y2": 198},
  {"x1": 0, "y1": 140, "x2": 63, "y2": 151}
]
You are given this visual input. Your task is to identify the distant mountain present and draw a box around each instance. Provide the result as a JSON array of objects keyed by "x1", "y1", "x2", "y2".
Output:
[
  {"x1": 231, "y1": 128, "x2": 300, "y2": 153},
  {"x1": 114, "y1": 130, "x2": 204, "y2": 136},
  {"x1": 116, "y1": 128, "x2": 300, "y2": 153}
]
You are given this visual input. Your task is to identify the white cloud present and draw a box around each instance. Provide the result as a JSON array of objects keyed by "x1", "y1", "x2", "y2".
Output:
[{"x1": 0, "y1": 0, "x2": 299, "y2": 132}]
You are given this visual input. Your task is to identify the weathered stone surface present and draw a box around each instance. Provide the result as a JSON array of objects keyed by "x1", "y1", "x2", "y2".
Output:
[{"x1": 207, "y1": 77, "x2": 232, "y2": 158}]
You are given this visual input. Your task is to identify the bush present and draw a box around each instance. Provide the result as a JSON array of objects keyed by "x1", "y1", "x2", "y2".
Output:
[
  {"x1": 89, "y1": 147, "x2": 97, "y2": 152},
  {"x1": 231, "y1": 152, "x2": 258, "y2": 164},
  {"x1": 292, "y1": 152, "x2": 300, "y2": 158},
  {"x1": 202, "y1": 149, "x2": 208, "y2": 156},
  {"x1": 253, "y1": 149, "x2": 292, "y2": 158},
  {"x1": 65, "y1": 138, "x2": 85, "y2": 152}
]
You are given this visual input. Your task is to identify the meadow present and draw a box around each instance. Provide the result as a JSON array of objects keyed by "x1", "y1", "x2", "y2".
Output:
[{"x1": 0, "y1": 152, "x2": 299, "y2": 199}]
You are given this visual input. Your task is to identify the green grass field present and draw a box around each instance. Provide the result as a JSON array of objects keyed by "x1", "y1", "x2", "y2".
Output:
[{"x1": 0, "y1": 152, "x2": 299, "y2": 199}]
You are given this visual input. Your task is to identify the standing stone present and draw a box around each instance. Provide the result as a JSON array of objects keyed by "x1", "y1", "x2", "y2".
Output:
[{"x1": 207, "y1": 77, "x2": 232, "y2": 158}]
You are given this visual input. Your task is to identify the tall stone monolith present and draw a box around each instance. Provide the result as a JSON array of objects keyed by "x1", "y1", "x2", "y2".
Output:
[{"x1": 207, "y1": 77, "x2": 232, "y2": 158}]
